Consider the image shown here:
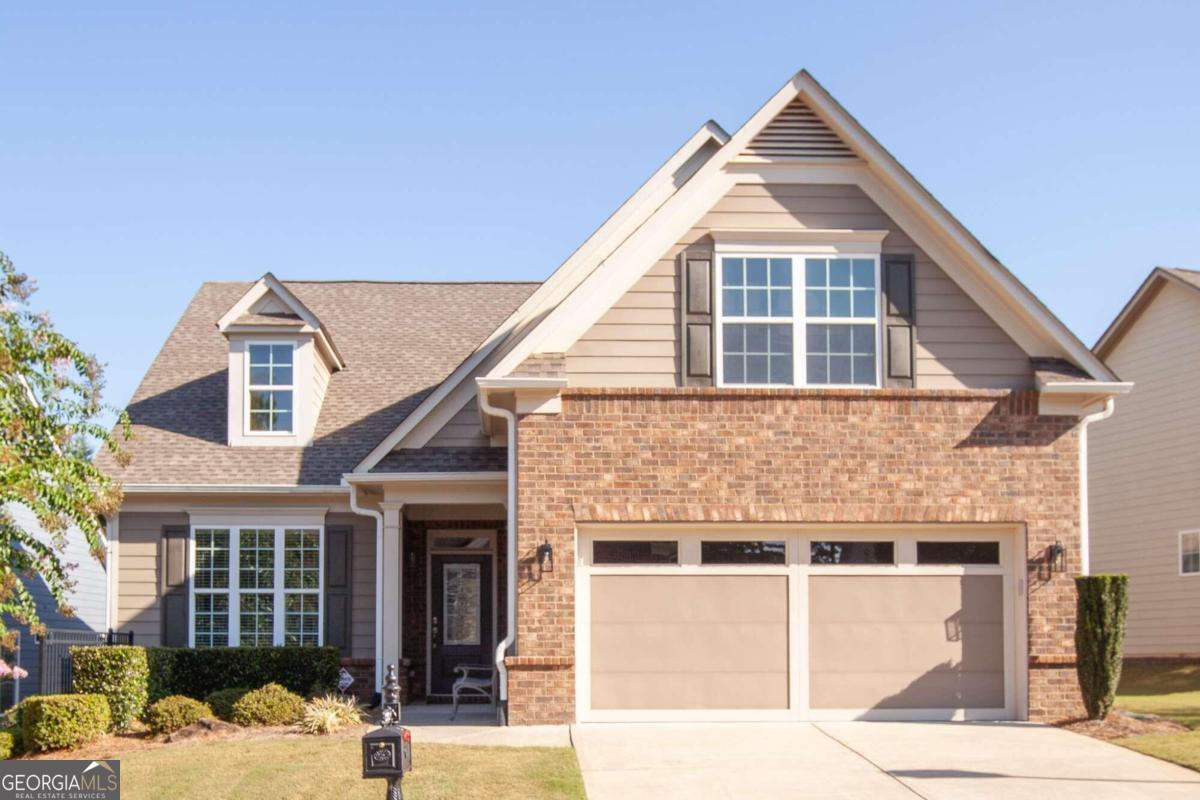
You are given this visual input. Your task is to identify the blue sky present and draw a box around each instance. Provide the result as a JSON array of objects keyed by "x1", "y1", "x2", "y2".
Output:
[{"x1": 2, "y1": 2, "x2": 1197, "y2": 412}]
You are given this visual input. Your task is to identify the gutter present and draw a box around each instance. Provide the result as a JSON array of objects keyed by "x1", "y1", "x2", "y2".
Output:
[
  {"x1": 1078, "y1": 398, "x2": 1116, "y2": 576},
  {"x1": 343, "y1": 479, "x2": 385, "y2": 693},
  {"x1": 476, "y1": 382, "x2": 518, "y2": 725}
]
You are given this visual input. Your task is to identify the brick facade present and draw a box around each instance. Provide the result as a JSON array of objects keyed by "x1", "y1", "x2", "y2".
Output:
[{"x1": 511, "y1": 387, "x2": 1087, "y2": 724}]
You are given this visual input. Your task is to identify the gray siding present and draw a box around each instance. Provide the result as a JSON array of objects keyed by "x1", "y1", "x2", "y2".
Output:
[
  {"x1": 1091, "y1": 280, "x2": 1200, "y2": 656},
  {"x1": 567, "y1": 183, "x2": 1032, "y2": 390},
  {"x1": 327, "y1": 512, "x2": 377, "y2": 661}
]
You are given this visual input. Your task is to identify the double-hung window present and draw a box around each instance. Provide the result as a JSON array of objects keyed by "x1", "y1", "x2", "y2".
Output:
[
  {"x1": 718, "y1": 253, "x2": 880, "y2": 387},
  {"x1": 191, "y1": 526, "x2": 323, "y2": 647},
  {"x1": 1181, "y1": 531, "x2": 1200, "y2": 576},
  {"x1": 247, "y1": 343, "x2": 294, "y2": 433}
]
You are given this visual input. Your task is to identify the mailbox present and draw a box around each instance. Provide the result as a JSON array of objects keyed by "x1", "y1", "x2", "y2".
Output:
[{"x1": 362, "y1": 725, "x2": 412, "y2": 779}]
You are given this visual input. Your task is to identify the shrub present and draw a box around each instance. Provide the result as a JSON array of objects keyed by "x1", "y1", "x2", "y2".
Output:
[
  {"x1": 231, "y1": 683, "x2": 305, "y2": 726},
  {"x1": 21, "y1": 694, "x2": 110, "y2": 752},
  {"x1": 150, "y1": 647, "x2": 340, "y2": 699},
  {"x1": 1075, "y1": 574, "x2": 1130, "y2": 720},
  {"x1": 0, "y1": 726, "x2": 20, "y2": 758},
  {"x1": 296, "y1": 694, "x2": 364, "y2": 735},
  {"x1": 71, "y1": 645, "x2": 149, "y2": 730},
  {"x1": 146, "y1": 647, "x2": 178, "y2": 703},
  {"x1": 204, "y1": 687, "x2": 251, "y2": 721},
  {"x1": 146, "y1": 695, "x2": 213, "y2": 735}
]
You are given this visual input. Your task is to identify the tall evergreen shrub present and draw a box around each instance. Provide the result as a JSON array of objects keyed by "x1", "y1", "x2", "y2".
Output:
[{"x1": 1075, "y1": 574, "x2": 1129, "y2": 720}]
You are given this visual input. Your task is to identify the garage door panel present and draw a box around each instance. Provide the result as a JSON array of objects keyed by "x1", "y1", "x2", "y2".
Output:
[
  {"x1": 592, "y1": 622, "x2": 788, "y2": 672},
  {"x1": 593, "y1": 671, "x2": 789, "y2": 710},
  {"x1": 809, "y1": 575, "x2": 1005, "y2": 710},
  {"x1": 590, "y1": 574, "x2": 788, "y2": 710},
  {"x1": 591, "y1": 575, "x2": 789, "y2": 623}
]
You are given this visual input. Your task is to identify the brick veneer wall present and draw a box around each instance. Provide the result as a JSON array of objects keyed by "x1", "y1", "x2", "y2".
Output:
[{"x1": 510, "y1": 387, "x2": 1087, "y2": 724}]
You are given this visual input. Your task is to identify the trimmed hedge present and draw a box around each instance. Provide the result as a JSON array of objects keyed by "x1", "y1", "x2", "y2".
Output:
[
  {"x1": 1076, "y1": 574, "x2": 1129, "y2": 720},
  {"x1": 146, "y1": 696, "x2": 213, "y2": 735},
  {"x1": 146, "y1": 647, "x2": 176, "y2": 703},
  {"x1": 0, "y1": 727, "x2": 20, "y2": 759},
  {"x1": 21, "y1": 694, "x2": 111, "y2": 752},
  {"x1": 71, "y1": 645, "x2": 149, "y2": 730},
  {"x1": 204, "y1": 687, "x2": 251, "y2": 721},
  {"x1": 148, "y1": 647, "x2": 341, "y2": 700},
  {"x1": 231, "y1": 683, "x2": 305, "y2": 726}
]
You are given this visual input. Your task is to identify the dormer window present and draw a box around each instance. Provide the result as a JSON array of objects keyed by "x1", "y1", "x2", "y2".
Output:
[{"x1": 247, "y1": 343, "x2": 294, "y2": 434}]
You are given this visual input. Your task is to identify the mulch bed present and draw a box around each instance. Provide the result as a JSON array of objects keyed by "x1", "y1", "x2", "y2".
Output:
[{"x1": 1059, "y1": 709, "x2": 1189, "y2": 741}]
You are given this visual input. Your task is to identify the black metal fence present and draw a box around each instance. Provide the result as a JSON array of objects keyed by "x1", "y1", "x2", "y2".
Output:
[{"x1": 39, "y1": 629, "x2": 134, "y2": 695}]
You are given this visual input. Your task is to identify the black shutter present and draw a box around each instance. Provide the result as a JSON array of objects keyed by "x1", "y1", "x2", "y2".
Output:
[
  {"x1": 324, "y1": 525, "x2": 353, "y2": 655},
  {"x1": 679, "y1": 247, "x2": 715, "y2": 386},
  {"x1": 160, "y1": 525, "x2": 190, "y2": 647},
  {"x1": 882, "y1": 255, "x2": 916, "y2": 388}
]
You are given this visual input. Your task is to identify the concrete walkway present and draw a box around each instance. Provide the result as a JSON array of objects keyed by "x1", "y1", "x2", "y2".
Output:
[
  {"x1": 572, "y1": 721, "x2": 1200, "y2": 799},
  {"x1": 399, "y1": 702, "x2": 571, "y2": 747}
]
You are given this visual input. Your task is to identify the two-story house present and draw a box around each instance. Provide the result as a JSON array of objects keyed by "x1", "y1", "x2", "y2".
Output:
[{"x1": 98, "y1": 70, "x2": 1130, "y2": 726}]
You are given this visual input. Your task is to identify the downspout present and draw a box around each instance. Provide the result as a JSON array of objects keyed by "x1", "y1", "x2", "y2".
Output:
[
  {"x1": 346, "y1": 480, "x2": 385, "y2": 693},
  {"x1": 1078, "y1": 398, "x2": 1115, "y2": 576},
  {"x1": 478, "y1": 386, "x2": 517, "y2": 725}
]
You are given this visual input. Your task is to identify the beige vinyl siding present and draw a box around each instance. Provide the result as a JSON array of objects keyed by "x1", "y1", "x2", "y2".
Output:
[
  {"x1": 312, "y1": 350, "x2": 331, "y2": 425},
  {"x1": 327, "y1": 512, "x2": 377, "y2": 660},
  {"x1": 426, "y1": 397, "x2": 489, "y2": 447},
  {"x1": 116, "y1": 511, "x2": 188, "y2": 646},
  {"x1": 1090, "y1": 280, "x2": 1200, "y2": 656},
  {"x1": 566, "y1": 183, "x2": 1031, "y2": 389}
]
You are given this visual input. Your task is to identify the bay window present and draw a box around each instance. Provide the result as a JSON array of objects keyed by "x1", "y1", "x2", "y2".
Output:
[
  {"x1": 717, "y1": 253, "x2": 880, "y2": 387},
  {"x1": 191, "y1": 526, "x2": 323, "y2": 647}
]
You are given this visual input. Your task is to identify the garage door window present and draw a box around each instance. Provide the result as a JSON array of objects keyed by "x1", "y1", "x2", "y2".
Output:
[
  {"x1": 916, "y1": 541, "x2": 1000, "y2": 565},
  {"x1": 810, "y1": 541, "x2": 894, "y2": 565},
  {"x1": 593, "y1": 540, "x2": 678, "y2": 564},
  {"x1": 701, "y1": 541, "x2": 786, "y2": 565}
]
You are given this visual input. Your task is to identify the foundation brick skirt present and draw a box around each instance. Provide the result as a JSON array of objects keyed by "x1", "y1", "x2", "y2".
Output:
[{"x1": 509, "y1": 388, "x2": 1086, "y2": 725}]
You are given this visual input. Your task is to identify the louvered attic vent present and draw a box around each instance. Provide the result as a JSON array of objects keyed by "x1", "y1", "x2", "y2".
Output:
[{"x1": 739, "y1": 97, "x2": 856, "y2": 160}]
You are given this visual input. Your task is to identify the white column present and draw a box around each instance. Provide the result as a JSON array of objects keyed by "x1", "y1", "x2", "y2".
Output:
[{"x1": 378, "y1": 502, "x2": 404, "y2": 691}]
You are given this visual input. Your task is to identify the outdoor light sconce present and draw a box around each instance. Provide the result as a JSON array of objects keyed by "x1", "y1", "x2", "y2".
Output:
[
  {"x1": 537, "y1": 541, "x2": 554, "y2": 574},
  {"x1": 1048, "y1": 541, "x2": 1066, "y2": 573}
]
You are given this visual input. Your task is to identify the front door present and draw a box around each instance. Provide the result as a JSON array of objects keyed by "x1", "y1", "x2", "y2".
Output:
[{"x1": 430, "y1": 553, "x2": 493, "y2": 695}]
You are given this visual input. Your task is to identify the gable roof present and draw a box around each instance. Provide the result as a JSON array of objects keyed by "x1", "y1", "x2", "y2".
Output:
[
  {"x1": 99, "y1": 280, "x2": 537, "y2": 486},
  {"x1": 1094, "y1": 267, "x2": 1200, "y2": 359},
  {"x1": 217, "y1": 272, "x2": 347, "y2": 370},
  {"x1": 354, "y1": 70, "x2": 1119, "y2": 470}
]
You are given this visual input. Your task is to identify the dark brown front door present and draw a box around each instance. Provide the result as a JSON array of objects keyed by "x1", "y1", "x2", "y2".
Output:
[{"x1": 430, "y1": 553, "x2": 493, "y2": 695}]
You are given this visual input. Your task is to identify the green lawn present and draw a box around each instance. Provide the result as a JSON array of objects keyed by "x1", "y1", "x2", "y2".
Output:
[
  {"x1": 1114, "y1": 662, "x2": 1200, "y2": 772},
  {"x1": 114, "y1": 735, "x2": 585, "y2": 800},
  {"x1": 1117, "y1": 662, "x2": 1200, "y2": 729}
]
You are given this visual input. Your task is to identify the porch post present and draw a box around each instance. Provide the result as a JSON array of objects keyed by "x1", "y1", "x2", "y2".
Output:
[{"x1": 378, "y1": 501, "x2": 404, "y2": 692}]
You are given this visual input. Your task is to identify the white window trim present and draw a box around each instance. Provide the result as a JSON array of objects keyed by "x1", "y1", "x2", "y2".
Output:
[
  {"x1": 1180, "y1": 530, "x2": 1200, "y2": 577},
  {"x1": 188, "y1": 523, "x2": 325, "y2": 648},
  {"x1": 244, "y1": 341, "x2": 296, "y2": 437},
  {"x1": 713, "y1": 249, "x2": 883, "y2": 389}
]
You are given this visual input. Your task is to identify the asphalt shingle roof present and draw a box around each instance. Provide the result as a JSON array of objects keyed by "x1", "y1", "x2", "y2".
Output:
[{"x1": 97, "y1": 280, "x2": 537, "y2": 486}]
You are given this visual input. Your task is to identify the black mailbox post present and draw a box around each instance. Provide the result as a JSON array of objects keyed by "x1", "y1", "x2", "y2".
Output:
[{"x1": 362, "y1": 664, "x2": 412, "y2": 799}]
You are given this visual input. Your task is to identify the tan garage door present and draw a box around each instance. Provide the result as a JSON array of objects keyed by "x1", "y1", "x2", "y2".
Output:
[
  {"x1": 590, "y1": 574, "x2": 789, "y2": 710},
  {"x1": 809, "y1": 575, "x2": 1005, "y2": 710}
]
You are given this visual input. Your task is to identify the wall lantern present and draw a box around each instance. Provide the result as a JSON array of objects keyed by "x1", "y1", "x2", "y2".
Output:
[
  {"x1": 1048, "y1": 541, "x2": 1066, "y2": 573},
  {"x1": 537, "y1": 541, "x2": 555, "y2": 573}
]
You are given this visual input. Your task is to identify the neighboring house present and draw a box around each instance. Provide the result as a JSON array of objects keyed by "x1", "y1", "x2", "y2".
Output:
[
  {"x1": 97, "y1": 70, "x2": 1131, "y2": 726},
  {"x1": 1, "y1": 503, "x2": 109, "y2": 708},
  {"x1": 1091, "y1": 268, "x2": 1200, "y2": 657}
]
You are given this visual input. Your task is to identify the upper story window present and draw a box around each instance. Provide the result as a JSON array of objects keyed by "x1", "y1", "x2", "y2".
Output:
[
  {"x1": 717, "y1": 255, "x2": 879, "y2": 387},
  {"x1": 247, "y1": 343, "x2": 294, "y2": 433},
  {"x1": 1181, "y1": 531, "x2": 1200, "y2": 575}
]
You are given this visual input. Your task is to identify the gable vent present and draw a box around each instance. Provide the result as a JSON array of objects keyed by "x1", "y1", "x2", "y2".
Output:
[{"x1": 740, "y1": 97, "x2": 856, "y2": 160}]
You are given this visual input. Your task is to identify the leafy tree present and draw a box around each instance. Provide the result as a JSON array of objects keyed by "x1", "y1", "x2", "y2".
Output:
[{"x1": 0, "y1": 250, "x2": 130, "y2": 655}]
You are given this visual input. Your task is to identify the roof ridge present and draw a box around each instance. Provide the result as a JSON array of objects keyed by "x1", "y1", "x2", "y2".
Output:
[{"x1": 279, "y1": 279, "x2": 543, "y2": 286}]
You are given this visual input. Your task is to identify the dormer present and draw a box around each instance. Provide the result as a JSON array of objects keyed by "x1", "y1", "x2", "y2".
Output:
[{"x1": 217, "y1": 274, "x2": 345, "y2": 447}]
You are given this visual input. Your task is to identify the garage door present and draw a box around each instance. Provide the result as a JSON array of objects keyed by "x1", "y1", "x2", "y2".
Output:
[{"x1": 577, "y1": 530, "x2": 1021, "y2": 722}]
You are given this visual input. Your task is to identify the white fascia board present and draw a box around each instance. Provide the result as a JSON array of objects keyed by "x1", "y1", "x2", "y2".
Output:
[
  {"x1": 1035, "y1": 379, "x2": 1133, "y2": 395},
  {"x1": 476, "y1": 377, "x2": 569, "y2": 390},
  {"x1": 217, "y1": 273, "x2": 346, "y2": 370},
  {"x1": 352, "y1": 122, "x2": 729, "y2": 469},
  {"x1": 121, "y1": 483, "x2": 344, "y2": 494},
  {"x1": 342, "y1": 472, "x2": 507, "y2": 484}
]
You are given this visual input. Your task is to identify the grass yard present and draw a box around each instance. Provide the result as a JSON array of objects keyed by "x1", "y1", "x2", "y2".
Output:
[
  {"x1": 110, "y1": 733, "x2": 585, "y2": 800},
  {"x1": 1113, "y1": 662, "x2": 1200, "y2": 772}
]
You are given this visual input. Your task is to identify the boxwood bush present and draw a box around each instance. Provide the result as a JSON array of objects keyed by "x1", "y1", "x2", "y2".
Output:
[
  {"x1": 148, "y1": 646, "x2": 340, "y2": 699},
  {"x1": 231, "y1": 683, "x2": 305, "y2": 726},
  {"x1": 21, "y1": 694, "x2": 111, "y2": 752},
  {"x1": 146, "y1": 696, "x2": 213, "y2": 735},
  {"x1": 0, "y1": 727, "x2": 20, "y2": 759},
  {"x1": 1076, "y1": 574, "x2": 1129, "y2": 720},
  {"x1": 204, "y1": 687, "x2": 251, "y2": 721},
  {"x1": 71, "y1": 645, "x2": 148, "y2": 730}
]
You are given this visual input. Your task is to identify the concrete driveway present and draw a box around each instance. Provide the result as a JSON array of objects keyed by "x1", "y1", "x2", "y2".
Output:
[{"x1": 571, "y1": 721, "x2": 1200, "y2": 799}]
